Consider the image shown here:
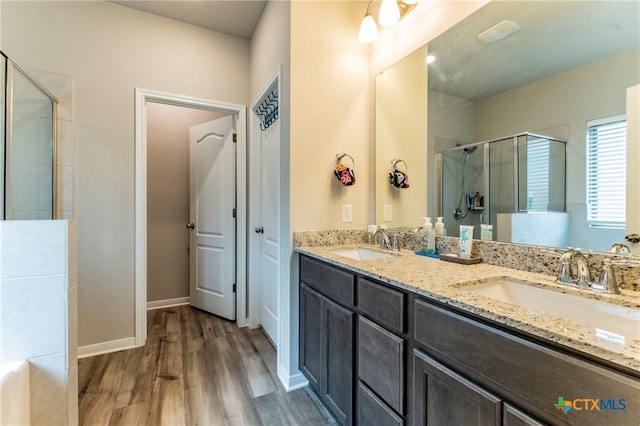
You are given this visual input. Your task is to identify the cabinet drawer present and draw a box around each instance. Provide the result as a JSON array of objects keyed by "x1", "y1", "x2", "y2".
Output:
[
  {"x1": 358, "y1": 316, "x2": 405, "y2": 414},
  {"x1": 300, "y1": 255, "x2": 355, "y2": 307},
  {"x1": 358, "y1": 277, "x2": 406, "y2": 334},
  {"x1": 414, "y1": 298, "x2": 640, "y2": 426},
  {"x1": 358, "y1": 382, "x2": 403, "y2": 426}
]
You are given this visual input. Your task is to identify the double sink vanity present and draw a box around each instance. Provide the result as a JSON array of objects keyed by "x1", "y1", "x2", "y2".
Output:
[{"x1": 295, "y1": 230, "x2": 640, "y2": 426}]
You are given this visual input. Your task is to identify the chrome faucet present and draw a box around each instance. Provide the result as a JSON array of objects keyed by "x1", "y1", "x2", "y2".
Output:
[
  {"x1": 556, "y1": 249, "x2": 591, "y2": 288},
  {"x1": 372, "y1": 226, "x2": 391, "y2": 249},
  {"x1": 609, "y1": 242, "x2": 631, "y2": 255}
]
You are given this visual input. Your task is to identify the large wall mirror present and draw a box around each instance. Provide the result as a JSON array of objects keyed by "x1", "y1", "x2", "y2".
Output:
[{"x1": 375, "y1": 1, "x2": 639, "y2": 254}]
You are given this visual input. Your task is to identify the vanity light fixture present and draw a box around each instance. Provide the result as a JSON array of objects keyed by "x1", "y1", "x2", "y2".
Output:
[
  {"x1": 379, "y1": 0, "x2": 401, "y2": 27},
  {"x1": 358, "y1": 0, "x2": 418, "y2": 43}
]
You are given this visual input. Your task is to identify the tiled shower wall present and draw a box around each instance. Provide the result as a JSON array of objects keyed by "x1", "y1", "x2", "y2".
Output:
[{"x1": 31, "y1": 69, "x2": 74, "y2": 219}]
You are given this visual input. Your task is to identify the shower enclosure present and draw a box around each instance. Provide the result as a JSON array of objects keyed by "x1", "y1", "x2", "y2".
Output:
[
  {"x1": 1, "y1": 51, "x2": 58, "y2": 220},
  {"x1": 437, "y1": 132, "x2": 567, "y2": 243}
]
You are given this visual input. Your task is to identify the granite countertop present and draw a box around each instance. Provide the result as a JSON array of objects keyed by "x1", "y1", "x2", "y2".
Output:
[{"x1": 296, "y1": 244, "x2": 640, "y2": 374}]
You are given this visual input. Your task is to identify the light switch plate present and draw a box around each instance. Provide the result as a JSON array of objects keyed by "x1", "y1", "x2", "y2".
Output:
[
  {"x1": 342, "y1": 204, "x2": 353, "y2": 223},
  {"x1": 384, "y1": 204, "x2": 392, "y2": 221}
]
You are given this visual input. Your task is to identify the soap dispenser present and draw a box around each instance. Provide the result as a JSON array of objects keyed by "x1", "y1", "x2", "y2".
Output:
[
  {"x1": 420, "y1": 217, "x2": 436, "y2": 254},
  {"x1": 435, "y1": 217, "x2": 446, "y2": 237}
]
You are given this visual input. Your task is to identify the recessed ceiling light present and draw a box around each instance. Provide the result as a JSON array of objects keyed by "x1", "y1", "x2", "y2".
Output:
[{"x1": 477, "y1": 20, "x2": 521, "y2": 44}]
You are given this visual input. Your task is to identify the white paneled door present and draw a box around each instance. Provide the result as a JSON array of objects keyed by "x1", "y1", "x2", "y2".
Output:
[
  {"x1": 189, "y1": 115, "x2": 236, "y2": 320},
  {"x1": 258, "y1": 118, "x2": 280, "y2": 344}
]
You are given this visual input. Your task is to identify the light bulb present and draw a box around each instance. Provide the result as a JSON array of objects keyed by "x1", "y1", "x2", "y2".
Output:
[
  {"x1": 426, "y1": 55, "x2": 436, "y2": 64},
  {"x1": 403, "y1": 0, "x2": 419, "y2": 4},
  {"x1": 378, "y1": 0, "x2": 400, "y2": 27},
  {"x1": 359, "y1": 13, "x2": 378, "y2": 43}
]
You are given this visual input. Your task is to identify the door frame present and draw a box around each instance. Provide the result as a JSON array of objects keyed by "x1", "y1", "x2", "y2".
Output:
[{"x1": 134, "y1": 88, "x2": 247, "y2": 347}]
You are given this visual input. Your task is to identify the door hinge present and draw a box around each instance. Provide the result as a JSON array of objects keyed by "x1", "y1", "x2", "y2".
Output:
[
  {"x1": 233, "y1": 133, "x2": 237, "y2": 143},
  {"x1": 232, "y1": 208, "x2": 237, "y2": 218},
  {"x1": 233, "y1": 283, "x2": 237, "y2": 293}
]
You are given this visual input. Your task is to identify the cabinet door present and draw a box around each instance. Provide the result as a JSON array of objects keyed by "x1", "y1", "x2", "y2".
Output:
[
  {"x1": 359, "y1": 316, "x2": 405, "y2": 414},
  {"x1": 300, "y1": 284, "x2": 322, "y2": 394},
  {"x1": 359, "y1": 382, "x2": 403, "y2": 426},
  {"x1": 413, "y1": 349, "x2": 501, "y2": 426},
  {"x1": 503, "y1": 403, "x2": 547, "y2": 426},
  {"x1": 323, "y1": 297, "x2": 355, "y2": 425}
]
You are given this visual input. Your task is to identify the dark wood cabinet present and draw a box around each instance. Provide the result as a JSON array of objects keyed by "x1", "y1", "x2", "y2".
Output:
[
  {"x1": 358, "y1": 316, "x2": 405, "y2": 415},
  {"x1": 323, "y1": 297, "x2": 355, "y2": 425},
  {"x1": 299, "y1": 254, "x2": 639, "y2": 426},
  {"x1": 358, "y1": 382, "x2": 403, "y2": 426},
  {"x1": 503, "y1": 403, "x2": 547, "y2": 426},
  {"x1": 300, "y1": 284, "x2": 322, "y2": 394},
  {"x1": 299, "y1": 259, "x2": 355, "y2": 426},
  {"x1": 413, "y1": 349, "x2": 502, "y2": 426}
]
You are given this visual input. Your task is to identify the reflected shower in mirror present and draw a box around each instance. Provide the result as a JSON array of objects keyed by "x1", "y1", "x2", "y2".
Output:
[{"x1": 375, "y1": 1, "x2": 639, "y2": 254}]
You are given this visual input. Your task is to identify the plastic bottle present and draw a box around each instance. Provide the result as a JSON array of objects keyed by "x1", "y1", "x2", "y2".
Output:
[
  {"x1": 420, "y1": 217, "x2": 435, "y2": 254},
  {"x1": 435, "y1": 217, "x2": 446, "y2": 237}
]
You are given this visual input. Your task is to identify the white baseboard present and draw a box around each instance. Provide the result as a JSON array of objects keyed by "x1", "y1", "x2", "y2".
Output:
[
  {"x1": 278, "y1": 366, "x2": 309, "y2": 392},
  {"x1": 77, "y1": 337, "x2": 136, "y2": 359},
  {"x1": 146, "y1": 297, "x2": 190, "y2": 310}
]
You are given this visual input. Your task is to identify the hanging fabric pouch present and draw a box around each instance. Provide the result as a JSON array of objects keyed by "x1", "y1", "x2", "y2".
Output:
[
  {"x1": 334, "y1": 153, "x2": 356, "y2": 186},
  {"x1": 389, "y1": 159, "x2": 410, "y2": 188}
]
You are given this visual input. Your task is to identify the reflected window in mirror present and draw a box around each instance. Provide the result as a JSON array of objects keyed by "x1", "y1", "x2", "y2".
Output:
[{"x1": 587, "y1": 114, "x2": 627, "y2": 229}]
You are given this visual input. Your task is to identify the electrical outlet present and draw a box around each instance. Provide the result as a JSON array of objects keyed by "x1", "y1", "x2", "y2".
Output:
[
  {"x1": 342, "y1": 204, "x2": 353, "y2": 223},
  {"x1": 384, "y1": 204, "x2": 392, "y2": 221}
]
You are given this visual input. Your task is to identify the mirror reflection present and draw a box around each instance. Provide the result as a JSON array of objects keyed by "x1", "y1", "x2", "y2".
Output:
[{"x1": 375, "y1": 0, "x2": 640, "y2": 254}]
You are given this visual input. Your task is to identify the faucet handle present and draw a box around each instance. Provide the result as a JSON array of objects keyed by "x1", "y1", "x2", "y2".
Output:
[
  {"x1": 557, "y1": 251, "x2": 573, "y2": 284},
  {"x1": 592, "y1": 258, "x2": 620, "y2": 294}
]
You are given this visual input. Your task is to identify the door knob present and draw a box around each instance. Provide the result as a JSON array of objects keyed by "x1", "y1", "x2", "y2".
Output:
[
  {"x1": 255, "y1": 226, "x2": 264, "y2": 234},
  {"x1": 186, "y1": 223, "x2": 195, "y2": 230}
]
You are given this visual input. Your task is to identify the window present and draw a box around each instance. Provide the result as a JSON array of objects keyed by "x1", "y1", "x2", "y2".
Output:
[
  {"x1": 587, "y1": 114, "x2": 626, "y2": 228},
  {"x1": 526, "y1": 138, "x2": 550, "y2": 211}
]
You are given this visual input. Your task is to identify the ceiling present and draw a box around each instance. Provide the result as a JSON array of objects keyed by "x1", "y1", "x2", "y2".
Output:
[
  {"x1": 111, "y1": 0, "x2": 268, "y2": 39},
  {"x1": 428, "y1": 1, "x2": 640, "y2": 101}
]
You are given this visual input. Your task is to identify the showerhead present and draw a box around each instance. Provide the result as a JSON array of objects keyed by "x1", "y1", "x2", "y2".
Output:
[{"x1": 464, "y1": 146, "x2": 478, "y2": 154}]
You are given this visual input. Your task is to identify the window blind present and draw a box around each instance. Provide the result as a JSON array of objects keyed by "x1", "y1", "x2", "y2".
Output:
[
  {"x1": 587, "y1": 115, "x2": 626, "y2": 228},
  {"x1": 526, "y1": 139, "x2": 550, "y2": 211}
]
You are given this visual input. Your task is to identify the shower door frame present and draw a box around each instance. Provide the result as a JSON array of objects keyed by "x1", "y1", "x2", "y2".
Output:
[{"x1": 2, "y1": 53, "x2": 59, "y2": 220}]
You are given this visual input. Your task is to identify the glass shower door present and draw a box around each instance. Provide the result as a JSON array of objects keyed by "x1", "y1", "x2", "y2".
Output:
[{"x1": 5, "y1": 61, "x2": 56, "y2": 220}]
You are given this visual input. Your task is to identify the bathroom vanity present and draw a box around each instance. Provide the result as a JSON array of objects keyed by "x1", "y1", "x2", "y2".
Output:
[{"x1": 297, "y1": 243, "x2": 640, "y2": 426}]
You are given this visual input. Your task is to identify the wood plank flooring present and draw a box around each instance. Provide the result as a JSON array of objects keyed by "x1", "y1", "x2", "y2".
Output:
[{"x1": 78, "y1": 306, "x2": 336, "y2": 426}]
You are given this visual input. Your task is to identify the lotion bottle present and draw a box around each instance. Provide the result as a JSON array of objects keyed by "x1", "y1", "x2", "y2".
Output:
[
  {"x1": 420, "y1": 217, "x2": 436, "y2": 254},
  {"x1": 435, "y1": 217, "x2": 446, "y2": 237}
]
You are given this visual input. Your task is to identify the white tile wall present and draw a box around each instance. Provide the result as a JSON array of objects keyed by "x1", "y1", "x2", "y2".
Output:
[{"x1": 0, "y1": 220, "x2": 77, "y2": 426}]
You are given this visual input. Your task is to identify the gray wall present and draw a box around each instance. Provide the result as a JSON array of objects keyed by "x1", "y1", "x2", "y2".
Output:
[
  {"x1": 476, "y1": 48, "x2": 639, "y2": 251},
  {"x1": 2, "y1": 1, "x2": 250, "y2": 347}
]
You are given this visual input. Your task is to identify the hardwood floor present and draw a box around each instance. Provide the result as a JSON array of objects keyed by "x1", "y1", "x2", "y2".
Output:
[{"x1": 78, "y1": 306, "x2": 336, "y2": 426}]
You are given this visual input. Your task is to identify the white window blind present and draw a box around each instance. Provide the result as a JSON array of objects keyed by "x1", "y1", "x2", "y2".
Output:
[
  {"x1": 526, "y1": 139, "x2": 550, "y2": 211},
  {"x1": 587, "y1": 114, "x2": 626, "y2": 228}
]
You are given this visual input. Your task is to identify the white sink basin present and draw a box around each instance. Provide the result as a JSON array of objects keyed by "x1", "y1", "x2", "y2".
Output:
[
  {"x1": 333, "y1": 248, "x2": 395, "y2": 261},
  {"x1": 465, "y1": 279, "x2": 640, "y2": 344}
]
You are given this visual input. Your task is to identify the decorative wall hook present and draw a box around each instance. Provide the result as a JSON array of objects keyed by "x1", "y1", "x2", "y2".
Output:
[
  {"x1": 389, "y1": 158, "x2": 410, "y2": 188},
  {"x1": 334, "y1": 152, "x2": 356, "y2": 186},
  {"x1": 254, "y1": 89, "x2": 279, "y2": 131}
]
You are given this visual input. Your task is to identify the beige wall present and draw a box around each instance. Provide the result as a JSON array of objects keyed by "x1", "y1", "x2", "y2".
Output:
[
  {"x1": 146, "y1": 103, "x2": 223, "y2": 303},
  {"x1": 2, "y1": 1, "x2": 250, "y2": 347},
  {"x1": 290, "y1": 1, "x2": 370, "y2": 231},
  {"x1": 376, "y1": 45, "x2": 428, "y2": 226}
]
